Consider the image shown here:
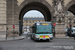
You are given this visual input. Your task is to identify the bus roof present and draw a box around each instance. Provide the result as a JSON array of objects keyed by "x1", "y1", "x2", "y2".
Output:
[{"x1": 31, "y1": 22, "x2": 52, "y2": 27}]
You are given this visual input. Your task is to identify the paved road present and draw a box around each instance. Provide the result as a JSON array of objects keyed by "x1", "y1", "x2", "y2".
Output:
[{"x1": 0, "y1": 34, "x2": 75, "y2": 50}]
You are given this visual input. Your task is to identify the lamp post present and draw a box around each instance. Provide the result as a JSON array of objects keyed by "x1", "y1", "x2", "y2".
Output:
[
  {"x1": 69, "y1": 17, "x2": 72, "y2": 37},
  {"x1": 26, "y1": 17, "x2": 27, "y2": 32},
  {"x1": 53, "y1": 26, "x2": 55, "y2": 37},
  {"x1": 53, "y1": 23, "x2": 56, "y2": 37}
]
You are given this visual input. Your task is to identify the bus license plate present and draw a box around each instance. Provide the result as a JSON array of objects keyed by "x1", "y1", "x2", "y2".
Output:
[{"x1": 40, "y1": 35, "x2": 49, "y2": 38}]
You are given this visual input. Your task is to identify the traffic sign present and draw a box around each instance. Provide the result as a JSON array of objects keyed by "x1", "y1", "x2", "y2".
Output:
[
  {"x1": 13, "y1": 25, "x2": 15, "y2": 28},
  {"x1": 53, "y1": 23, "x2": 56, "y2": 26},
  {"x1": 69, "y1": 23, "x2": 71, "y2": 26}
]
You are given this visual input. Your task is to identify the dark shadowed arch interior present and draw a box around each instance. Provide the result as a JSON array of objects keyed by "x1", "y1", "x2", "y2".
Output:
[
  {"x1": 68, "y1": 4, "x2": 75, "y2": 15},
  {"x1": 19, "y1": 2, "x2": 51, "y2": 35}
]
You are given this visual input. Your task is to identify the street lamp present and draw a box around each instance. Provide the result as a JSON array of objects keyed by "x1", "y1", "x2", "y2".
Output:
[
  {"x1": 53, "y1": 23, "x2": 56, "y2": 37},
  {"x1": 69, "y1": 17, "x2": 72, "y2": 37}
]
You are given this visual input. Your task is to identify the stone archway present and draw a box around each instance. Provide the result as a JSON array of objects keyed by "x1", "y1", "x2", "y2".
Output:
[
  {"x1": 18, "y1": 0, "x2": 52, "y2": 21},
  {"x1": 63, "y1": 0, "x2": 75, "y2": 37},
  {"x1": 65, "y1": 0, "x2": 75, "y2": 15},
  {"x1": 18, "y1": 0, "x2": 52, "y2": 35},
  {"x1": 64, "y1": 0, "x2": 75, "y2": 27}
]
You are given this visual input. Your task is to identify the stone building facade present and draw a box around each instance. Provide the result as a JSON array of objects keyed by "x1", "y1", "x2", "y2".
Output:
[
  {"x1": 55, "y1": 11, "x2": 75, "y2": 34},
  {"x1": 0, "y1": 0, "x2": 7, "y2": 37},
  {"x1": 0, "y1": 0, "x2": 75, "y2": 37},
  {"x1": 23, "y1": 17, "x2": 45, "y2": 26}
]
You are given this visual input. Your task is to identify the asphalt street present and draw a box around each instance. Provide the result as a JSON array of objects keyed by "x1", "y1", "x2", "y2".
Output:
[{"x1": 0, "y1": 34, "x2": 75, "y2": 50}]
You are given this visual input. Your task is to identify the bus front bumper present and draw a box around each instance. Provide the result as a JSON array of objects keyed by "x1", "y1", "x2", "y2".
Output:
[{"x1": 35, "y1": 37, "x2": 53, "y2": 41}]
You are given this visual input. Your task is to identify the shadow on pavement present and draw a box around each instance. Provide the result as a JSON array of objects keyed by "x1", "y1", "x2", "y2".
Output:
[
  {"x1": 0, "y1": 47, "x2": 3, "y2": 50},
  {"x1": 33, "y1": 40, "x2": 53, "y2": 43}
]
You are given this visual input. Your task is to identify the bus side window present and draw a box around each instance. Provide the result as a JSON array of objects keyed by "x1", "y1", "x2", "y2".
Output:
[{"x1": 33, "y1": 27, "x2": 36, "y2": 33}]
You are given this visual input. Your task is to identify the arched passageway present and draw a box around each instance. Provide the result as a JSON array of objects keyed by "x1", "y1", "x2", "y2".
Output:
[
  {"x1": 19, "y1": 2, "x2": 51, "y2": 35},
  {"x1": 68, "y1": 4, "x2": 75, "y2": 15},
  {"x1": 65, "y1": 4, "x2": 75, "y2": 27}
]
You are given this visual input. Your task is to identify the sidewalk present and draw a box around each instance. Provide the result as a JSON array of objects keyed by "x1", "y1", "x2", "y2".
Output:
[
  {"x1": 55, "y1": 36, "x2": 74, "y2": 39},
  {"x1": 0, "y1": 34, "x2": 74, "y2": 41},
  {"x1": 0, "y1": 35, "x2": 25, "y2": 41}
]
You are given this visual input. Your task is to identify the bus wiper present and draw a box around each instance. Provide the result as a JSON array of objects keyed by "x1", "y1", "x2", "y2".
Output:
[
  {"x1": 45, "y1": 32, "x2": 51, "y2": 33},
  {"x1": 38, "y1": 32, "x2": 51, "y2": 33},
  {"x1": 40, "y1": 32, "x2": 51, "y2": 33},
  {"x1": 42, "y1": 32, "x2": 50, "y2": 33},
  {"x1": 37, "y1": 32, "x2": 45, "y2": 33},
  {"x1": 37, "y1": 32, "x2": 51, "y2": 34},
  {"x1": 37, "y1": 33, "x2": 39, "y2": 34}
]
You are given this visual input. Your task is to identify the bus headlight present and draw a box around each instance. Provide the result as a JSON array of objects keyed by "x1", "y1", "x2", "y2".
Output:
[
  {"x1": 50, "y1": 35, "x2": 53, "y2": 38},
  {"x1": 49, "y1": 35, "x2": 53, "y2": 38},
  {"x1": 35, "y1": 35, "x2": 39, "y2": 38}
]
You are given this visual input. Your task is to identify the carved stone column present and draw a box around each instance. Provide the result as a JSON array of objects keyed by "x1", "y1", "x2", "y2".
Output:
[{"x1": 53, "y1": 0, "x2": 65, "y2": 24}]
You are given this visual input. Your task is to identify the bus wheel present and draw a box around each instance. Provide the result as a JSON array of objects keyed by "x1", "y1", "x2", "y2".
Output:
[
  {"x1": 74, "y1": 37, "x2": 75, "y2": 40},
  {"x1": 48, "y1": 40, "x2": 50, "y2": 42},
  {"x1": 46, "y1": 39, "x2": 50, "y2": 42}
]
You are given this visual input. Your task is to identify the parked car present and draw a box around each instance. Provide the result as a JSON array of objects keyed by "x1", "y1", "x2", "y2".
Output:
[
  {"x1": 71, "y1": 27, "x2": 75, "y2": 37},
  {"x1": 66, "y1": 27, "x2": 75, "y2": 37}
]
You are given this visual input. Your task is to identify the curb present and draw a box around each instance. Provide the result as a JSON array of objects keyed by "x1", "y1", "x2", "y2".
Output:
[{"x1": 0, "y1": 36, "x2": 25, "y2": 42}]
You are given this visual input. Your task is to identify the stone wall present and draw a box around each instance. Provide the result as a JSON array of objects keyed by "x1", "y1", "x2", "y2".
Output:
[
  {"x1": 7, "y1": 0, "x2": 19, "y2": 32},
  {"x1": 64, "y1": 0, "x2": 72, "y2": 7},
  {"x1": 0, "y1": 0, "x2": 7, "y2": 37},
  {"x1": 6, "y1": 0, "x2": 75, "y2": 36}
]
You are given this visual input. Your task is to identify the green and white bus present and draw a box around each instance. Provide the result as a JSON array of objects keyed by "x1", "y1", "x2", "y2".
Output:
[{"x1": 31, "y1": 22, "x2": 53, "y2": 41}]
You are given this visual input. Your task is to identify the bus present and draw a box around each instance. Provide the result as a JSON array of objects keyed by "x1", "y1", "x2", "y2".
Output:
[{"x1": 30, "y1": 22, "x2": 53, "y2": 41}]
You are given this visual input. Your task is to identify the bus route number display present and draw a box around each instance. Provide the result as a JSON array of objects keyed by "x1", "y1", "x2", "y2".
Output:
[{"x1": 42, "y1": 23, "x2": 48, "y2": 25}]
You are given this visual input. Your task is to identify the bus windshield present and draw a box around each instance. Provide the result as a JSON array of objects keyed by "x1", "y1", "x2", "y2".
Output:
[{"x1": 36, "y1": 25, "x2": 52, "y2": 33}]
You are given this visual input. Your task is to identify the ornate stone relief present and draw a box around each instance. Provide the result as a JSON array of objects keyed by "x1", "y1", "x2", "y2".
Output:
[{"x1": 53, "y1": 0, "x2": 65, "y2": 24}]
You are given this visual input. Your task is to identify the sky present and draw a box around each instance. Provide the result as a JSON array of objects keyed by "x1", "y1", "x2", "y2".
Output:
[
  {"x1": 23, "y1": 10, "x2": 74, "y2": 18},
  {"x1": 23, "y1": 10, "x2": 44, "y2": 18}
]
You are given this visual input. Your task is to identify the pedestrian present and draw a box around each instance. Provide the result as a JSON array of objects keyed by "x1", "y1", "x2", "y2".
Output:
[{"x1": 66, "y1": 26, "x2": 68, "y2": 36}]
